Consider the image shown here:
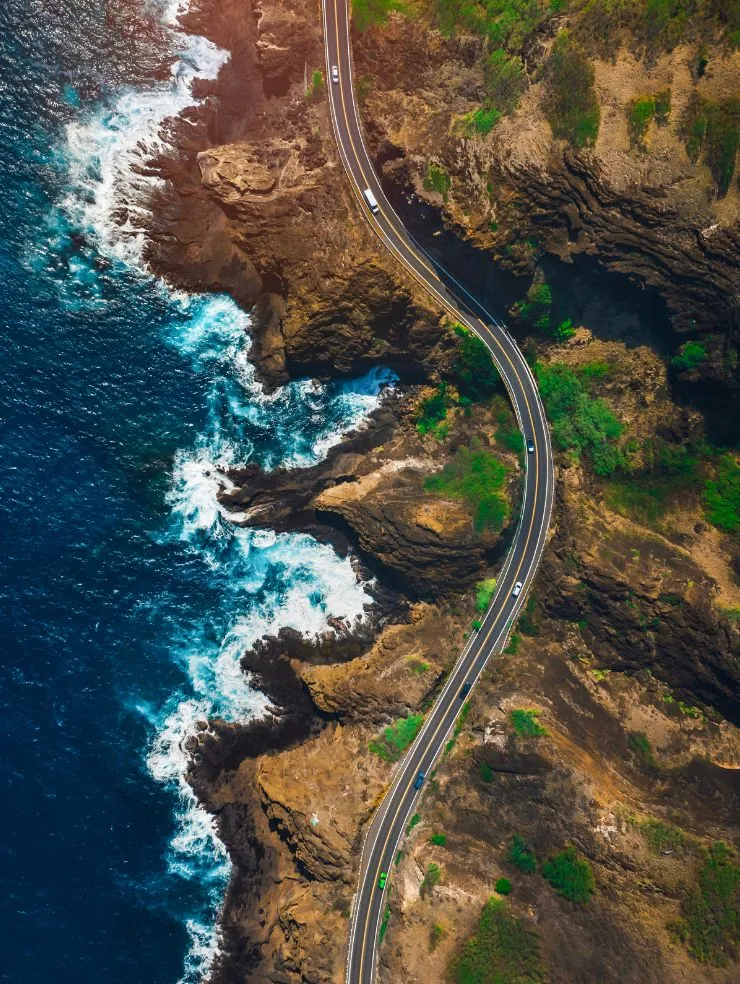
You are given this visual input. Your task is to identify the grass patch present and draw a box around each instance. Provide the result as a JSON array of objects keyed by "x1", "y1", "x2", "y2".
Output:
[
  {"x1": 352, "y1": 0, "x2": 407, "y2": 32},
  {"x1": 450, "y1": 897, "x2": 546, "y2": 984},
  {"x1": 421, "y1": 862, "x2": 442, "y2": 897},
  {"x1": 628, "y1": 730, "x2": 660, "y2": 772},
  {"x1": 430, "y1": 922, "x2": 446, "y2": 950},
  {"x1": 424, "y1": 441, "x2": 510, "y2": 532},
  {"x1": 542, "y1": 846, "x2": 595, "y2": 903},
  {"x1": 424, "y1": 162, "x2": 452, "y2": 198},
  {"x1": 406, "y1": 813, "x2": 421, "y2": 836},
  {"x1": 508, "y1": 834, "x2": 538, "y2": 873},
  {"x1": 604, "y1": 438, "x2": 703, "y2": 525},
  {"x1": 305, "y1": 69, "x2": 324, "y2": 102},
  {"x1": 544, "y1": 32, "x2": 600, "y2": 148},
  {"x1": 535, "y1": 361, "x2": 624, "y2": 476},
  {"x1": 369, "y1": 714, "x2": 424, "y2": 762},
  {"x1": 510, "y1": 709, "x2": 547, "y2": 738},
  {"x1": 408, "y1": 657, "x2": 431, "y2": 674},
  {"x1": 682, "y1": 95, "x2": 740, "y2": 198},
  {"x1": 629, "y1": 816, "x2": 687, "y2": 855},
  {"x1": 704, "y1": 453, "x2": 740, "y2": 534},
  {"x1": 672, "y1": 340, "x2": 708, "y2": 372},
  {"x1": 476, "y1": 578, "x2": 498, "y2": 612},
  {"x1": 430, "y1": 832, "x2": 447, "y2": 846},
  {"x1": 467, "y1": 106, "x2": 502, "y2": 136},
  {"x1": 628, "y1": 95, "x2": 656, "y2": 146},
  {"x1": 671, "y1": 842, "x2": 739, "y2": 966}
]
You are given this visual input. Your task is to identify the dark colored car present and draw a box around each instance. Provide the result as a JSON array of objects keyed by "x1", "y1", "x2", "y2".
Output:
[
  {"x1": 413, "y1": 771, "x2": 426, "y2": 790},
  {"x1": 527, "y1": 439, "x2": 535, "y2": 453},
  {"x1": 459, "y1": 681, "x2": 472, "y2": 699}
]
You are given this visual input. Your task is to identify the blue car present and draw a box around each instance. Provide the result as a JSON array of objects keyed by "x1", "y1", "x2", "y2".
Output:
[{"x1": 413, "y1": 771, "x2": 425, "y2": 790}]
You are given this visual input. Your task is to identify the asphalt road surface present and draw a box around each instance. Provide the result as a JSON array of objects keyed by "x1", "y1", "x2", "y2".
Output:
[{"x1": 321, "y1": 3, "x2": 555, "y2": 981}]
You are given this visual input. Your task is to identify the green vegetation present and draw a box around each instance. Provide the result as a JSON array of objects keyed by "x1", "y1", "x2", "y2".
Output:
[
  {"x1": 604, "y1": 437, "x2": 703, "y2": 525},
  {"x1": 424, "y1": 162, "x2": 452, "y2": 198},
  {"x1": 682, "y1": 96, "x2": 740, "y2": 198},
  {"x1": 507, "y1": 834, "x2": 538, "y2": 874},
  {"x1": 430, "y1": 922, "x2": 446, "y2": 950},
  {"x1": 704, "y1": 453, "x2": 740, "y2": 534},
  {"x1": 476, "y1": 578, "x2": 498, "y2": 612},
  {"x1": 406, "y1": 813, "x2": 422, "y2": 835},
  {"x1": 408, "y1": 657, "x2": 431, "y2": 674},
  {"x1": 629, "y1": 815, "x2": 687, "y2": 854},
  {"x1": 352, "y1": 0, "x2": 407, "y2": 32},
  {"x1": 542, "y1": 846, "x2": 595, "y2": 903},
  {"x1": 479, "y1": 761, "x2": 495, "y2": 782},
  {"x1": 424, "y1": 441, "x2": 510, "y2": 531},
  {"x1": 577, "y1": 360, "x2": 615, "y2": 386},
  {"x1": 484, "y1": 48, "x2": 527, "y2": 114},
  {"x1": 421, "y1": 862, "x2": 443, "y2": 897},
  {"x1": 495, "y1": 877, "x2": 512, "y2": 895},
  {"x1": 379, "y1": 904, "x2": 391, "y2": 944},
  {"x1": 518, "y1": 594, "x2": 540, "y2": 635},
  {"x1": 467, "y1": 106, "x2": 502, "y2": 136},
  {"x1": 472, "y1": 619, "x2": 483, "y2": 631},
  {"x1": 306, "y1": 69, "x2": 324, "y2": 102},
  {"x1": 518, "y1": 282, "x2": 552, "y2": 332},
  {"x1": 510, "y1": 708, "x2": 547, "y2": 738},
  {"x1": 544, "y1": 32, "x2": 600, "y2": 148},
  {"x1": 654, "y1": 89, "x2": 671, "y2": 124},
  {"x1": 451, "y1": 324, "x2": 501, "y2": 401},
  {"x1": 553, "y1": 318, "x2": 576, "y2": 342},
  {"x1": 671, "y1": 842, "x2": 740, "y2": 966},
  {"x1": 416, "y1": 383, "x2": 451, "y2": 437},
  {"x1": 454, "y1": 700, "x2": 473, "y2": 739},
  {"x1": 628, "y1": 730, "x2": 660, "y2": 772},
  {"x1": 369, "y1": 714, "x2": 424, "y2": 761},
  {"x1": 430, "y1": 832, "x2": 448, "y2": 846},
  {"x1": 450, "y1": 897, "x2": 545, "y2": 984},
  {"x1": 628, "y1": 95, "x2": 655, "y2": 146},
  {"x1": 503, "y1": 631, "x2": 521, "y2": 655},
  {"x1": 434, "y1": 0, "x2": 554, "y2": 52},
  {"x1": 672, "y1": 340, "x2": 708, "y2": 372},
  {"x1": 535, "y1": 362, "x2": 624, "y2": 476}
]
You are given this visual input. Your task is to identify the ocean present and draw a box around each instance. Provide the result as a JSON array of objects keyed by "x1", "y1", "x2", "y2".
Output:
[{"x1": 0, "y1": 3, "x2": 392, "y2": 982}]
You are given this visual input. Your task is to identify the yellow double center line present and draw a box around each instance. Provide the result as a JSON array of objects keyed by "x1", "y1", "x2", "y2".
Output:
[{"x1": 321, "y1": 4, "x2": 551, "y2": 981}]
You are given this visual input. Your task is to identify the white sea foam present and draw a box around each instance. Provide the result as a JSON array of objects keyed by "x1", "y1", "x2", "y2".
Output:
[
  {"x1": 58, "y1": 1, "x2": 227, "y2": 271},
  {"x1": 51, "y1": 5, "x2": 393, "y2": 981}
]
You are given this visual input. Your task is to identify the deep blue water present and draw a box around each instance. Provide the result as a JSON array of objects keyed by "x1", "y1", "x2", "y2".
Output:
[{"x1": 0, "y1": 4, "x2": 391, "y2": 982}]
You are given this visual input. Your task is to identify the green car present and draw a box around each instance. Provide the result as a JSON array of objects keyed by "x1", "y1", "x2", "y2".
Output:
[{"x1": 377, "y1": 871, "x2": 387, "y2": 890}]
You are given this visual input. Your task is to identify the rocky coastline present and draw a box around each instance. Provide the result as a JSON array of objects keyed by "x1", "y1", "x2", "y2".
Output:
[{"x1": 135, "y1": 1, "x2": 740, "y2": 982}]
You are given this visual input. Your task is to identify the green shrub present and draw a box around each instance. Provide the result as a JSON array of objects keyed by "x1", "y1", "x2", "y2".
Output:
[
  {"x1": 379, "y1": 904, "x2": 391, "y2": 943},
  {"x1": 503, "y1": 632, "x2": 521, "y2": 655},
  {"x1": 469, "y1": 106, "x2": 502, "y2": 135},
  {"x1": 451, "y1": 324, "x2": 501, "y2": 401},
  {"x1": 421, "y1": 862, "x2": 442, "y2": 896},
  {"x1": 472, "y1": 619, "x2": 483, "y2": 630},
  {"x1": 553, "y1": 318, "x2": 576, "y2": 341},
  {"x1": 510, "y1": 709, "x2": 547, "y2": 738},
  {"x1": 508, "y1": 834, "x2": 538, "y2": 873},
  {"x1": 544, "y1": 32, "x2": 600, "y2": 148},
  {"x1": 479, "y1": 761, "x2": 495, "y2": 782},
  {"x1": 306, "y1": 69, "x2": 324, "y2": 101},
  {"x1": 629, "y1": 816, "x2": 687, "y2": 854},
  {"x1": 407, "y1": 813, "x2": 422, "y2": 835},
  {"x1": 430, "y1": 922, "x2": 446, "y2": 950},
  {"x1": 682, "y1": 96, "x2": 740, "y2": 198},
  {"x1": 672, "y1": 340, "x2": 708, "y2": 372},
  {"x1": 424, "y1": 442, "x2": 510, "y2": 531},
  {"x1": 424, "y1": 162, "x2": 452, "y2": 198},
  {"x1": 430, "y1": 832, "x2": 447, "y2": 846},
  {"x1": 408, "y1": 658, "x2": 431, "y2": 674},
  {"x1": 704, "y1": 454, "x2": 740, "y2": 533},
  {"x1": 518, "y1": 594, "x2": 540, "y2": 635},
  {"x1": 416, "y1": 384, "x2": 450, "y2": 436},
  {"x1": 369, "y1": 714, "x2": 424, "y2": 761},
  {"x1": 450, "y1": 897, "x2": 545, "y2": 984},
  {"x1": 542, "y1": 846, "x2": 595, "y2": 903},
  {"x1": 671, "y1": 842, "x2": 739, "y2": 966},
  {"x1": 517, "y1": 282, "x2": 552, "y2": 332},
  {"x1": 495, "y1": 877, "x2": 512, "y2": 895},
  {"x1": 604, "y1": 437, "x2": 703, "y2": 524},
  {"x1": 476, "y1": 577, "x2": 498, "y2": 612},
  {"x1": 485, "y1": 48, "x2": 527, "y2": 114},
  {"x1": 535, "y1": 362, "x2": 624, "y2": 475}
]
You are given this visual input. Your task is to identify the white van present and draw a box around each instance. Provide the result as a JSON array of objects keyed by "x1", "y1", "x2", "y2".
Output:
[{"x1": 362, "y1": 187, "x2": 380, "y2": 214}]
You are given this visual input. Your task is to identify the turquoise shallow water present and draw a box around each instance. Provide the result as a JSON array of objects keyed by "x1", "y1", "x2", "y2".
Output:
[{"x1": 0, "y1": 3, "x2": 393, "y2": 981}]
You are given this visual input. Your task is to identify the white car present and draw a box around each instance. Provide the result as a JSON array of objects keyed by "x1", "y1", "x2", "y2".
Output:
[
  {"x1": 512, "y1": 581, "x2": 523, "y2": 597},
  {"x1": 331, "y1": 65, "x2": 339, "y2": 84}
]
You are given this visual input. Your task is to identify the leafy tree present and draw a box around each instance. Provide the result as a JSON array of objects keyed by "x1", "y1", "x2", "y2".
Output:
[
  {"x1": 671, "y1": 340, "x2": 707, "y2": 372},
  {"x1": 495, "y1": 877, "x2": 512, "y2": 895},
  {"x1": 507, "y1": 834, "x2": 537, "y2": 873},
  {"x1": 704, "y1": 454, "x2": 740, "y2": 533},
  {"x1": 451, "y1": 324, "x2": 501, "y2": 401}
]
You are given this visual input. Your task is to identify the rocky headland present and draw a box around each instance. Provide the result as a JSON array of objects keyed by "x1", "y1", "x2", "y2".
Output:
[{"x1": 134, "y1": 1, "x2": 740, "y2": 982}]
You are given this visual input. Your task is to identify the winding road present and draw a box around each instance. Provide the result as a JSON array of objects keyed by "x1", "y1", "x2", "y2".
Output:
[{"x1": 321, "y1": 3, "x2": 555, "y2": 982}]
